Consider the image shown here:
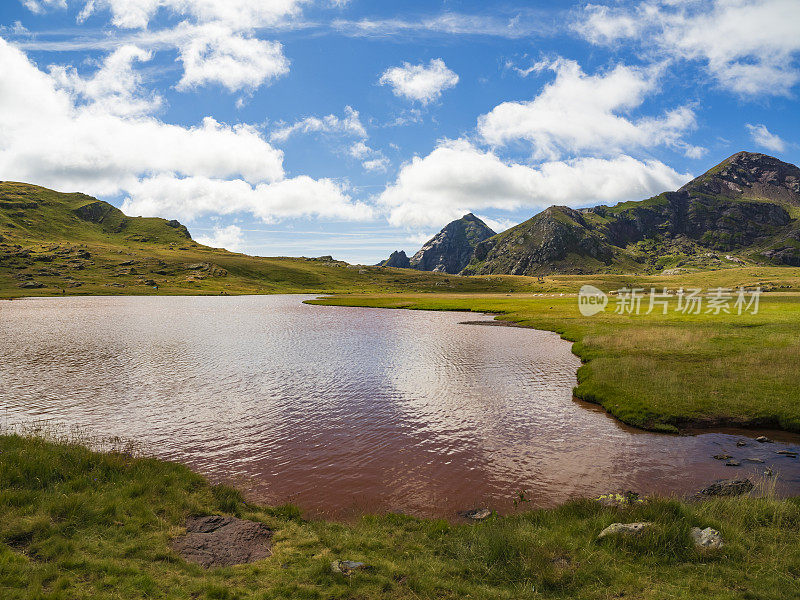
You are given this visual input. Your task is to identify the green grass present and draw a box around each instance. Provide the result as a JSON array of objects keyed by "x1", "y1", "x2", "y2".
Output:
[
  {"x1": 2, "y1": 433, "x2": 799, "y2": 599},
  {"x1": 311, "y1": 286, "x2": 800, "y2": 433}
]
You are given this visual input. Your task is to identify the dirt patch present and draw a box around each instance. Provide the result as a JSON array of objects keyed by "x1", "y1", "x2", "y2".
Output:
[{"x1": 171, "y1": 515, "x2": 273, "y2": 567}]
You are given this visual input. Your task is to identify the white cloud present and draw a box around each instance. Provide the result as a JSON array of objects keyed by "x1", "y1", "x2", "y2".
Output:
[
  {"x1": 379, "y1": 58, "x2": 459, "y2": 104},
  {"x1": 349, "y1": 141, "x2": 389, "y2": 172},
  {"x1": 271, "y1": 106, "x2": 366, "y2": 143},
  {"x1": 196, "y1": 224, "x2": 245, "y2": 252},
  {"x1": 478, "y1": 57, "x2": 700, "y2": 159},
  {"x1": 332, "y1": 12, "x2": 554, "y2": 39},
  {"x1": 746, "y1": 124, "x2": 787, "y2": 153},
  {"x1": 121, "y1": 175, "x2": 373, "y2": 223},
  {"x1": 48, "y1": 44, "x2": 162, "y2": 117},
  {"x1": 477, "y1": 215, "x2": 515, "y2": 234},
  {"x1": 379, "y1": 139, "x2": 690, "y2": 228},
  {"x1": 78, "y1": 0, "x2": 309, "y2": 30},
  {"x1": 576, "y1": 0, "x2": 800, "y2": 97},
  {"x1": 176, "y1": 25, "x2": 289, "y2": 92},
  {"x1": 22, "y1": 0, "x2": 66, "y2": 15},
  {"x1": 362, "y1": 157, "x2": 390, "y2": 173},
  {"x1": 0, "y1": 38, "x2": 370, "y2": 225}
]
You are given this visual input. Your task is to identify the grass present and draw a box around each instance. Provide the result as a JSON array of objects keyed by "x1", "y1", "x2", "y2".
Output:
[
  {"x1": 1, "y1": 432, "x2": 799, "y2": 599},
  {"x1": 310, "y1": 286, "x2": 800, "y2": 433}
]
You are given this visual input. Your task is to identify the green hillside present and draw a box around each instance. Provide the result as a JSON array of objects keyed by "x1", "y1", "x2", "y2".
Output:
[{"x1": 0, "y1": 181, "x2": 535, "y2": 298}]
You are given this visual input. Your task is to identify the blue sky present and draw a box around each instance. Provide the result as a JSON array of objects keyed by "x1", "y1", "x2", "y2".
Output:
[{"x1": 1, "y1": 0, "x2": 798, "y2": 263}]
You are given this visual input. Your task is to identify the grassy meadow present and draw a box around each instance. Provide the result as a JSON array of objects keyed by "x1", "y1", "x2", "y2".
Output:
[
  {"x1": 2, "y1": 432, "x2": 799, "y2": 600},
  {"x1": 311, "y1": 268, "x2": 800, "y2": 433}
]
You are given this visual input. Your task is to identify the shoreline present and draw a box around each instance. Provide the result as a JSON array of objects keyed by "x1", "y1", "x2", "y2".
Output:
[
  {"x1": 2, "y1": 431, "x2": 799, "y2": 599},
  {"x1": 308, "y1": 294, "x2": 800, "y2": 437}
]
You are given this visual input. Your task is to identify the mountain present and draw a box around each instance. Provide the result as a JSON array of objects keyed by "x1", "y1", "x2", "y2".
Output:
[
  {"x1": 0, "y1": 182, "x2": 520, "y2": 297},
  {"x1": 463, "y1": 152, "x2": 800, "y2": 275},
  {"x1": 380, "y1": 213, "x2": 495, "y2": 275},
  {"x1": 379, "y1": 250, "x2": 411, "y2": 268}
]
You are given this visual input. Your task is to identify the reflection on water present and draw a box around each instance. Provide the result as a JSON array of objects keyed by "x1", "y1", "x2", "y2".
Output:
[{"x1": 1, "y1": 295, "x2": 798, "y2": 519}]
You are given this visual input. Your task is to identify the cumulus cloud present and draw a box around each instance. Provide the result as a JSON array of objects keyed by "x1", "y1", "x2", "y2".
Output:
[
  {"x1": 196, "y1": 224, "x2": 246, "y2": 252},
  {"x1": 77, "y1": 0, "x2": 309, "y2": 30},
  {"x1": 478, "y1": 57, "x2": 700, "y2": 159},
  {"x1": 0, "y1": 38, "x2": 370, "y2": 225},
  {"x1": 271, "y1": 106, "x2": 366, "y2": 142},
  {"x1": 121, "y1": 175, "x2": 373, "y2": 222},
  {"x1": 48, "y1": 44, "x2": 162, "y2": 116},
  {"x1": 746, "y1": 124, "x2": 787, "y2": 153},
  {"x1": 379, "y1": 139, "x2": 690, "y2": 228},
  {"x1": 575, "y1": 0, "x2": 800, "y2": 97},
  {"x1": 176, "y1": 25, "x2": 289, "y2": 92},
  {"x1": 379, "y1": 58, "x2": 459, "y2": 104}
]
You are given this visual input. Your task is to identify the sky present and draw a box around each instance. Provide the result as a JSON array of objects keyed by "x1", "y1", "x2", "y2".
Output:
[{"x1": 0, "y1": 0, "x2": 798, "y2": 264}]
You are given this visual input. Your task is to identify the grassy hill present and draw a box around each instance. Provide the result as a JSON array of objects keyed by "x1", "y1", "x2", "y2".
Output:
[{"x1": 0, "y1": 181, "x2": 538, "y2": 298}]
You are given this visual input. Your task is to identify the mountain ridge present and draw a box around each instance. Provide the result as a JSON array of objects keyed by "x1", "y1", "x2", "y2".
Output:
[{"x1": 463, "y1": 151, "x2": 800, "y2": 276}]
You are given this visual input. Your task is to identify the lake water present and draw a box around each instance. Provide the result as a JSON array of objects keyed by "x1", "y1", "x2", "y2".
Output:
[{"x1": 1, "y1": 295, "x2": 798, "y2": 519}]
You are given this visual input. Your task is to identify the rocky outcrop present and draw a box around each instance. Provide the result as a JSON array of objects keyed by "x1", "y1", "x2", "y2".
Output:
[
  {"x1": 409, "y1": 213, "x2": 495, "y2": 274},
  {"x1": 380, "y1": 250, "x2": 411, "y2": 268}
]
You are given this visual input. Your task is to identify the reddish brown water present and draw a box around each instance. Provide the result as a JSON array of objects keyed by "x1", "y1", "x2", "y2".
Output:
[{"x1": 1, "y1": 295, "x2": 798, "y2": 519}]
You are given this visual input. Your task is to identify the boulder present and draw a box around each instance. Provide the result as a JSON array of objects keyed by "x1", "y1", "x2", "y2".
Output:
[
  {"x1": 756, "y1": 436, "x2": 774, "y2": 443},
  {"x1": 691, "y1": 527, "x2": 723, "y2": 550},
  {"x1": 18, "y1": 280, "x2": 44, "y2": 288},
  {"x1": 598, "y1": 522, "x2": 652, "y2": 539},
  {"x1": 697, "y1": 479, "x2": 754, "y2": 497}
]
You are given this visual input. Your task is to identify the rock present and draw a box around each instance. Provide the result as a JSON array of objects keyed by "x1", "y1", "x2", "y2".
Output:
[
  {"x1": 691, "y1": 527, "x2": 723, "y2": 550},
  {"x1": 461, "y1": 508, "x2": 492, "y2": 520},
  {"x1": 776, "y1": 450, "x2": 798, "y2": 457},
  {"x1": 756, "y1": 436, "x2": 774, "y2": 443},
  {"x1": 725, "y1": 460, "x2": 741, "y2": 466},
  {"x1": 171, "y1": 515, "x2": 272, "y2": 568},
  {"x1": 736, "y1": 440, "x2": 748, "y2": 447},
  {"x1": 697, "y1": 479, "x2": 754, "y2": 497},
  {"x1": 713, "y1": 454, "x2": 732, "y2": 460},
  {"x1": 597, "y1": 522, "x2": 652, "y2": 539},
  {"x1": 379, "y1": 250, "x2": 411, "y2": 269},
  {"x1": 18, "y1": 280, "x2": 44, "y2": 288},
  {"x1": 331, "y1": 560, "x2": 372, "y2": 575}
]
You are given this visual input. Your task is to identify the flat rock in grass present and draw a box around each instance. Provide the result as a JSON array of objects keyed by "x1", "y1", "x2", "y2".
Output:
[
  {"x1": 691, "y1": 527, "x2": 723, "y2": 550},
  {"x1": 697, "y1": 479, "x2": 754, "y2": 497},
  {"x1": 171, "y1": 515, "x2": 272, "y2": 568},
  {"x1": 725, "y1": 460, "x2": 741, "y2": 467},
  {"x1": 460, "y1": 508, "x2": 492, "y2": 520},
  {"x1": 597, "y1": 522, "x2": 652, "y2": 539},
  {"x1": 713, "y1": 454, "x2": 732, "y2": 460},
  {"x1": 331, "y1": 560, "x2": 372, "y2": 575}
]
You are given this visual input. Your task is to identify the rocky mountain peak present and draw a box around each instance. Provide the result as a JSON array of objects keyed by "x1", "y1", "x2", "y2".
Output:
[
  {"x1": 379, "y1": 250, "x2": 411, "y2": 268},
  {"x1": 682, "y1": 151, "x2": 800, "y2": 204},
  {"x1": 410, "y1": 214, "x2": 496, "y2": 274}
]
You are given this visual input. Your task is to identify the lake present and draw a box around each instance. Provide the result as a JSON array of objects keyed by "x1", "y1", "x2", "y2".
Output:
[{"x1": 1, "y1": 295, "x2": 798, "y2": 519}]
